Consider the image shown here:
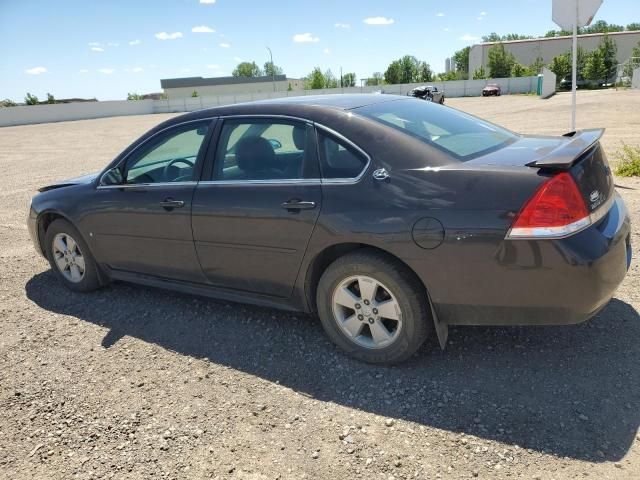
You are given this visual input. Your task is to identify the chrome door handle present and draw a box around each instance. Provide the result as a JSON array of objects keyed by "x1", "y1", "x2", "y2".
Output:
[
  {"x1": 281, "y1": 200, "x2": 316, "y2": 210},
  {"x1": 159, "y1": 198, "x2": 185, "y2": 209}
]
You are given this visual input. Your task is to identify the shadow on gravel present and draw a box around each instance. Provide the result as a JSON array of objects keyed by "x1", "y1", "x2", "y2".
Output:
[{"x1": 26, "y1": 271, "x2": 640, "y2": 462}]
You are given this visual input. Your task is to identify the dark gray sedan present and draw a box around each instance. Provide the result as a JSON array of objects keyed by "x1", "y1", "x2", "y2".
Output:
[{"x1": 27, "y1": 95, "x2": 632, "y2": 364}]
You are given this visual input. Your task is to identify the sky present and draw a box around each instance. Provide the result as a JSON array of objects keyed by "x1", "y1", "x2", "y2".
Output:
[{"x1": 1, "y1": 0, "x2": 638, "y2": 102}]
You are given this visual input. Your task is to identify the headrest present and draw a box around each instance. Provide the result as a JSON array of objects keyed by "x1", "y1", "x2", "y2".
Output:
[
  {"x1": 292, "y1": 126, "x2": 306, "y2": 150},
  {"x1": 235, "y1": 136, "x2": 275, "y2": 172}
]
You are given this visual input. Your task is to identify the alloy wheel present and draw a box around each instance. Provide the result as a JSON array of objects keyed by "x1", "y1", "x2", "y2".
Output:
[
  {"x1": 331, "y1": 275, "x2": 403, "y2": 349},
  {"x1": 52, "y1": 233, "x2": 86, "y2": 283}
]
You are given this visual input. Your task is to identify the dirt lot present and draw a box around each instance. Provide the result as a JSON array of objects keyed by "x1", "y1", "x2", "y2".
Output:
[{"x1": 1, "y1": 89, "x2": 639, "y2": 479}]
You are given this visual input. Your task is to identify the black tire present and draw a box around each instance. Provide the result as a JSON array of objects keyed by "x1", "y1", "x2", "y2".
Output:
[
  {"x1": 439, "y1": 96, "x2": 445, "y2": 104},
  {"x1": 316, "y1": 249, "x2": 432, "y2": 364},
  {"x1": 44, "y1": 218, "x2": 103, "y2": 293}
]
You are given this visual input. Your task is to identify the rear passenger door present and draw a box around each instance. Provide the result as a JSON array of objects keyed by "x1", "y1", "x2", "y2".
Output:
[{"x1": 192, "y1": 117, "x2": 322, "y2": 298}]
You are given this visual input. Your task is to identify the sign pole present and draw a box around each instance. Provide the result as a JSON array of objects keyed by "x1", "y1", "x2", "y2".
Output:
[
  {"x1": 571, "y1": 1, "x2": 578, "y2": 130},
  {"x1": 552, "y1": 0, "x2": 602, "y2": 132}
]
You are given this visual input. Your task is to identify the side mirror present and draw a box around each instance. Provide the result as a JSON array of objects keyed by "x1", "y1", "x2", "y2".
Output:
[{"x1": 100, "y1": 167, "x2": 124, "y2": 186}]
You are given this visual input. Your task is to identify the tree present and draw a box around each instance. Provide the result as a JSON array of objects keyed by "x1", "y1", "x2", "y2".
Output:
[
  {"x1": 529, "y1": 56, "x2": 545, "y2": 75},
  {"x1": 287, "y1": 82, "x2": 293, "y2": 92},
  {"x1": 453, "y1": 46, "x2": 470, "y2": 76},
  {"x1": 398, "y1": 55, "x2": 419, "y2": 83},
  {"x1": 482, "y1": 32, "x2": 502, "y2": 42},
  {"x1": 545, "y1": 29, "x2": 572, "y2": 37},
  {"x1": 305, "y1": 67, "x2": 326, "y2": 89},
  {"x1": 263, "y1": 61, "x2": 283, "y2": 77},
  {"x1": 482, "y1": 32, "x2": 532, "y2": 42},
  {"x1": 549, "y1": 53, "x2": 572, "y2": 80},
  {"x1": 437, "y1": 71, "x2": 458, "y2": 81},
  {"x1": 383, "y1": 55, "x2": 431, "y2": 84},
  {"x1": 583, "y1": 20, "x2": 623, "y2": 34},
  {"x1": 324, "y1": 69, "x2": 338, "y2": 88},
  {"x1": 384, "y1": 60, "x2": 402, "y2": 84},
  {"x1": 599, "y1": 34, "x2": 618, "y2": 81},
  {"x1": 127, "y1": 92, "x2": 143, "y2": 100},
  {"x1": 584, "y1": 50, "x2": 607, "y2": 81},
  {"x1": 472, "y1": 66, "x2": 487, "y2": 80},
  {"x1": 510, "y1": 63, "x2": 527, "y2": 77},
  {"x1": 341, "y1": 72, "x2": 356, "y2": 87},
  {"x1": 191, "y1": 90, "x2": 199, "y2": 97},
  {"x1": 623, "y1": 41, "x2": 640, "y2": 79},
  {"x1": 627, "y1": 23, "x2": 640, "y2": 31},
  {"x1": 365, "y1": 72, "x2": 384, "y2": 86},
  {"x1": 417, "y1": 61, "x2": 433, "y2": 82},
  {"x1": 487, "y1": 43, "x2": 515, "y2": 78},
  {"x1": 1, "y1": 99, "x2": 17, "y2": 107},
  {"x1": 24, "y1": 93, "x2": 39, "y2": 105},
  {"x1": 232, "y1": 61, "x2": 263, "y2": 77}
]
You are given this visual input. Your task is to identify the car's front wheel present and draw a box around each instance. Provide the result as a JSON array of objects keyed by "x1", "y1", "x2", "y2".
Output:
[
  {"x1": 44, "y1": 219, "x2": 103, "y2": 292},
  {"x1": 316, "y1": 250, "x2": 431, "y2": 364}
]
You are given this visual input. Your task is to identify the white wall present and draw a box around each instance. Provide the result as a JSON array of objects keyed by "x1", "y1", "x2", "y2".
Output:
[
  {"x1": 469, "y1": 31, "x2": 640, "y2": 76},
  {"x1": 541, "y1": 68, "x2": 556, "y2": 99},
  {"x1": 0, "y1": 99, "x2": 155, "y2": 127},
  {"x1": 164, "y1": 78, "x2": 304, "y2": 99},
  {"x1": 152, "y1": 76, "x2": 539, "y2": 114},
  {"x1": 0, "y1": 76, "x2": 538, "y2": 127},
  {"x1": 633, "y1": 67, "x2": 640, "y2": 89}
]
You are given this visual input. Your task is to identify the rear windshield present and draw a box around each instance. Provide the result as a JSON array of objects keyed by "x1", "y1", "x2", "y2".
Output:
[{"x1": 355, "y1": 99, "x2": 518, "y2": 160}]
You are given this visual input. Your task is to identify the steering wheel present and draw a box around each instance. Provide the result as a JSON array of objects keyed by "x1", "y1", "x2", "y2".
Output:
[{"x1": 163, "y1": 158, "x2": 195, "y2": 182}]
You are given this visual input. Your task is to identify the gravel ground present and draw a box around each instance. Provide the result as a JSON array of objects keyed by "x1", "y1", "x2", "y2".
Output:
[{"x1": 1, "y1": 89, "x2": 639, "y2": 479}]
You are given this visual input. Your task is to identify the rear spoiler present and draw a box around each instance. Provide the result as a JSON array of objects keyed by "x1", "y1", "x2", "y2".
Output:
[{"x1": 525, "y1": 128, "x2": 605, "y2": 170}]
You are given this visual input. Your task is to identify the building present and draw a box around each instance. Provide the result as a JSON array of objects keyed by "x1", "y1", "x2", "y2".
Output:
[
  {"x1": 160, "y1": 74, "x2": 303, "y2": 99},
  {"x1": 445, "y1": 57, "x2": 451, "y2": 73},
  {"x1": 469, "y1": 30, "x2": 640, "y2": 77}
]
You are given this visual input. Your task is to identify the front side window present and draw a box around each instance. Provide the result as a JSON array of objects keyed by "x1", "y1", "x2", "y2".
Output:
[
  {"x1": 355, "y1": 99, "x2": 517, "y2": 160},
  {"x1": 214, "y1": 120, "x2": 316, "y2": 181},
  {"x1": 318, "y1": 133, "x2": 368, "y2": 180},
  {"x1": 125, "y1": 122, "x2": 210, "y2": 184}
]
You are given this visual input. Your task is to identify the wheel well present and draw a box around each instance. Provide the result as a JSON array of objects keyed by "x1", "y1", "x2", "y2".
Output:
[
  {"x1": 304, "y1": 243, "x2": 429, "y2": 313},
  {"x1": 37, "y1": 212, "x2": 65, "y2": 254}
]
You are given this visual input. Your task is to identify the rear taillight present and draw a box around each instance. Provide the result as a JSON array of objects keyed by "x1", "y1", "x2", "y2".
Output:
[{"x1": 507, "y1": 172, "x2": 591, "y2": 239}]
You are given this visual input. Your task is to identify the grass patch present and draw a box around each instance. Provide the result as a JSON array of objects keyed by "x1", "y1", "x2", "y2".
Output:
[{"x1": 614, "y1": 143, "x2": 640, "y2": 177}]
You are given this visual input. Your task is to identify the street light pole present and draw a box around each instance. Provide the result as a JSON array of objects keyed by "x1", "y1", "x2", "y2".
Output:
[{"x1": 266, "y1": 46, "x2": 276, "y2": 92}]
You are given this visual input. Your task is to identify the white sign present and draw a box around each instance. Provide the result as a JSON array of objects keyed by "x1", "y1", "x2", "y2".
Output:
[{"x1": 552, "y1": 0, "x2": 603, "y2": 31}]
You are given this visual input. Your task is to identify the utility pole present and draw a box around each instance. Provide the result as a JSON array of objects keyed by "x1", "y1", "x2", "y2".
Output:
[
  {"x1": 340, "y1": 66, "x2": 343, "y2": 93},
  {"x1": 266, "y1": 46, "x2": 276, "y2": 92}
]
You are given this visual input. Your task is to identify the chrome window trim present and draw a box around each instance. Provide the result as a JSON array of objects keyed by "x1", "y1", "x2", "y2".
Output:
[
  {"x1": 314, "y1": 123, "x2": 372, "y2": 185},
  {"x1": 198, "y1": 179, "x2": 322, "y2": 187},
  {"x1": 97, "y1": 117, "x2": 217, "y2": 188},
  {"x1": 97, "y1": 181, "x2": 197, "y2": 190},
  {"x1": 205, "y1": 115, "x2": 372, "y2": 187}
]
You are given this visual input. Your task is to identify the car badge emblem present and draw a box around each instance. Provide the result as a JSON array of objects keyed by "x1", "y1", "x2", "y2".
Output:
[{"x1": 373, "y1": 168, "x2": 390, "y2": 181}]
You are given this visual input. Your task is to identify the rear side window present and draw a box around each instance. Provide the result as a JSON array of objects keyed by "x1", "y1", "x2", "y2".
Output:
[
  {"x1": 355, "y1": 99, "x2": 517, "y2": 160},
  {"x1": 213, "y1": 119, "x2": 318, "y2": 181},
  {"x1": 318, "y1": 133, "x2": 368, "y2": 180}
]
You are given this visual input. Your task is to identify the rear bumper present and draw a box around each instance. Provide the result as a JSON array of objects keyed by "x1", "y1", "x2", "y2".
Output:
[{"x1": 435, "y1": 193, "x2": 631, "y2": 326}]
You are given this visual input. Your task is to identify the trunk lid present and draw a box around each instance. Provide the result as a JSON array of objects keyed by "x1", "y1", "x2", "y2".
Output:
[{"x1": 467, "y1": 129, "x2": 613, "y2": 215}]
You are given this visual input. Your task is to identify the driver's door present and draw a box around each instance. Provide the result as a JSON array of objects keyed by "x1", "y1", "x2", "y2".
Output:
[{"x1": 84, "y1": 119, "x2": 215, "y2": 282}]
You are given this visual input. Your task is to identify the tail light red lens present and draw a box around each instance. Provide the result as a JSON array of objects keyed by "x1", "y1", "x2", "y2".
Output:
[{"x1": 507, "y1": 172, "x2": 590, "y2": 239}]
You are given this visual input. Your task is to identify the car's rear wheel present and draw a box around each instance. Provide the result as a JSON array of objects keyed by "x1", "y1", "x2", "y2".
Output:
[
  {"x1": 316, "y1": 250, "x2": 431, "y2": 364},
  {"x1": 439, "y1": 96, "x2": 445, "y2": 104},
  {"x1": 44, "y1": 219, "x2": 102, "y2": 292}
]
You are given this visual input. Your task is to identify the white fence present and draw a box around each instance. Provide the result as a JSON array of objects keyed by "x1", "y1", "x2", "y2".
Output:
[
  {"x1": 0, "y1": 99, "x2": 155, "y2": 127},
  {"x1": 0, "y1": 76, "x2": 538, "y2": 127}
]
